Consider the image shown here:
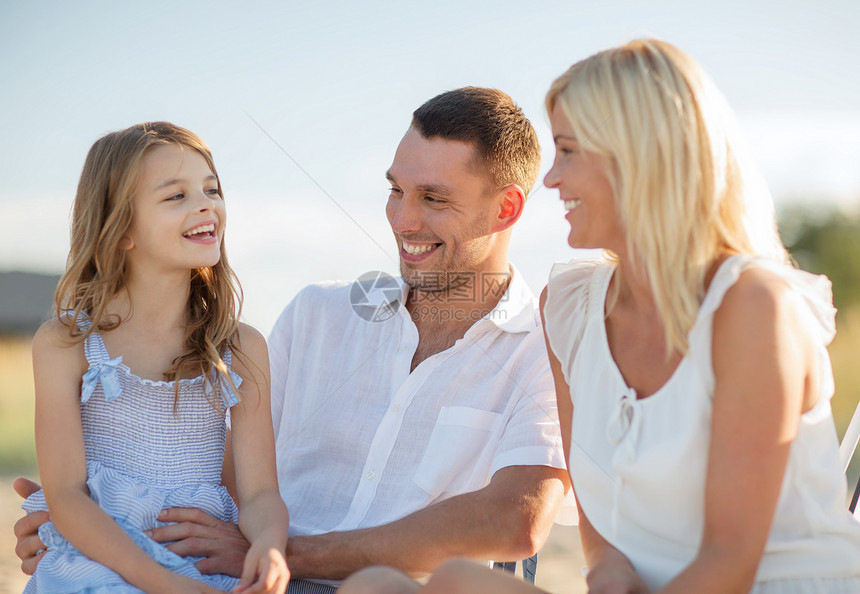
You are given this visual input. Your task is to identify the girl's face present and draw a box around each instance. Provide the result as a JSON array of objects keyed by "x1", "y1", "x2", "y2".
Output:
[
  {"x1": 543, "y1": 102, "x2": 625, "y2": 254},
  {"x1": 124, "y1": 144, "x2": 225, "y2": 274}
]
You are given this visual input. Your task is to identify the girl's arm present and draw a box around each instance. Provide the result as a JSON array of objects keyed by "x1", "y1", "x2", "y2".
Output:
[
  {"x1": 228, "y1": 323, "x2": 290, "y2": 593},
  {"x1": 660, "y1": 268, "x2": 813, "y2": 593},
  {"x1": 33, "y1": 321, "x2": 219, "y2": 593},
  {"x1": 540, "y1": 288, "x2": 649, "y2": 594}
]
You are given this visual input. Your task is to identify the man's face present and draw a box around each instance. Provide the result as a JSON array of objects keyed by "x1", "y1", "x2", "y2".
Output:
[{"x1": 385, "y1": 128, "x2": 500, "y2": 292}]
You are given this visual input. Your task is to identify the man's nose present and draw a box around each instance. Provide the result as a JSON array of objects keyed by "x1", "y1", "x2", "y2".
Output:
[{"x1": 389, "y1": 195, "x2": 421, "y2": 234}]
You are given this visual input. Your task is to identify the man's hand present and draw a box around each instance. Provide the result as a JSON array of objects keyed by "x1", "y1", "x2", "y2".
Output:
[
  {"x1": 145, "y1": 507, "x2": 251, "y2": 577},
  {"x1": 13, "y1": 477, "x2": 46, "y2": 576}
]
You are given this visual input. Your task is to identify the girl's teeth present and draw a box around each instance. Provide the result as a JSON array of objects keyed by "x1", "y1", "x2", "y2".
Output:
[
  {"x1": 183, "y1": 223, "x2": 215, "y2": 237},
  {"x1": 564, "y1": 199, "x2": 581, "y2": 211}
]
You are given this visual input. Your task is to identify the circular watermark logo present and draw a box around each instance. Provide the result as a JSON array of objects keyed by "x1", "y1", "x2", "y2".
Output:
[{"x1": 350, "y1": 271, "x2": 401, "y2": 322}]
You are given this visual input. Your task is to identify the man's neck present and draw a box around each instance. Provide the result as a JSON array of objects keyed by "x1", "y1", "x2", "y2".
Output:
[{"x1": 405, "y1": 265, "x2": 513, "y2": 371}]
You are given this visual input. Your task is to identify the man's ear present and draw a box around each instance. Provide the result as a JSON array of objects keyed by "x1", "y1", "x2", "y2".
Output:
[{"x1": 493, "y1": 184, "x2": 526, "y2": 232}]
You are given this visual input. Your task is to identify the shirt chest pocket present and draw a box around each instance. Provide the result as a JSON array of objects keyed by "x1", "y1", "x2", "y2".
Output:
[{"x1": 412, "y1": 406, "x2": 502, "y2": 499}]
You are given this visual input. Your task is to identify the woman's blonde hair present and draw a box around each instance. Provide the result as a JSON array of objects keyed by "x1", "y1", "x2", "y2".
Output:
[
  {"x1": 546, "y1": 38, "x2": 789, "y2": 355},
  {"x1": 55, "y1": 121, "x2": 243, "y2": 407}
]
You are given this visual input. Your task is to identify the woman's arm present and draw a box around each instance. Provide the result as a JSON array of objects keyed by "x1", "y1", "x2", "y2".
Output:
[
  {"x1": 540, "y1": 288, "x2": 650, "y2": 594},
  {"x1": 228, "y1": 323, "x2": 290, "y2": 593},
  {"x1": 660, "y1": 268, "x2": 813, "y2": 593},
  {"x1": 32, "y1": 322, "x2": 217, "y2": 593}
]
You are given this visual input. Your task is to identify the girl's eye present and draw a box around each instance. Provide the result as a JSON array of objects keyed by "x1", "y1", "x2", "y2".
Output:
[
  {"x1": 206, "y1": 188, "x2": 221, "y2": 197},
  {"x1": 167, "y1": 193, "x2": 184, "y2": 201}
]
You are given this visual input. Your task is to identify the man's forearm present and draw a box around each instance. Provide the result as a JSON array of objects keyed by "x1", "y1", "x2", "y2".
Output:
[{"x1": 287, "y1": 465, "x2": 567, "y2": 580}]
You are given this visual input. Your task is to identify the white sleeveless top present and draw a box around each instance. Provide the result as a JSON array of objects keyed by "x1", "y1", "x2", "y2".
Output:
[{"x1": 544, "y1": 255, "x2": 860, "y2": 592}]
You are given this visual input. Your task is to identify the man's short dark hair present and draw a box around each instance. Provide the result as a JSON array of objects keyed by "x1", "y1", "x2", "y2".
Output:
[{"x1": 411, "y1": 87, "x2": 541, "y2": 196}]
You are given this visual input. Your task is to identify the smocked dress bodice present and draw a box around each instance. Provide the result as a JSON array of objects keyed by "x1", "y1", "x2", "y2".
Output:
[
  {"x1": 23, "y1": 320, "x2": 243, "y2": 593},
  {"x1": 544, "y1": 255, "x2": 860, "y2": 592}
]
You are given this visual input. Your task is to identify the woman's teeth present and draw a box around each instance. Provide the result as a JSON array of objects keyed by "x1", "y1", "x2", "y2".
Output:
[{"x1": 564, "y1": 199, "x2": 581, "y2": 211}]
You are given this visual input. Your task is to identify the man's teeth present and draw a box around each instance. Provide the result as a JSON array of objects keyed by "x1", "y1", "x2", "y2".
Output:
[
  {"x1": 402, "y1": 242, "x2": 436, "y2": 255},
  {"x1": 564, "y1": 199, "x2": 581, "y2": 211},
  {"x1": 183, "y1": 223, "x2": 215, "y2": 237}
]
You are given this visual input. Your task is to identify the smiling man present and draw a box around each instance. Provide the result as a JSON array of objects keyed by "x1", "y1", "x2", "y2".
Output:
[{"x1": 14, "y1": 88, "x2": 572, "y2": 594}]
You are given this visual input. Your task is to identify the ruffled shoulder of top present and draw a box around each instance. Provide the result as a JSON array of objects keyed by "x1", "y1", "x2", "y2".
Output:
[
  {"x1": 696, "y1": 255, "x2": 836, "y2": 346},
  {"x1": 544, "y1": 257, "x2": 611, "y2": 385}
]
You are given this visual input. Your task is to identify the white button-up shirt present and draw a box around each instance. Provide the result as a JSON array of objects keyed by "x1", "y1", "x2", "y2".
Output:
[{"x1": 268, "y1": 266, "x2": 570, "y2": 539}]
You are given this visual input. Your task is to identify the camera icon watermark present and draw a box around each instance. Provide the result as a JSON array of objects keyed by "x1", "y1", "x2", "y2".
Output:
[
  {"x1": 350, "y1": 271, "x2": 402, "y2": 322},
  {"x1": 350, "y1": 270, "x2": 512, "y2": 324}
]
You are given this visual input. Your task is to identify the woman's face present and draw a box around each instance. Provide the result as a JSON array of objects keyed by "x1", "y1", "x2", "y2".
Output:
[{"x1": 544, "y1": 102, "x2": 625, "y2": 255}]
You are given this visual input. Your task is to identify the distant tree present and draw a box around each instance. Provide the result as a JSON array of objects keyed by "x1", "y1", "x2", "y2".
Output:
[{"x1": 779, "y1": 204, "x2": 860, "y2": 313}]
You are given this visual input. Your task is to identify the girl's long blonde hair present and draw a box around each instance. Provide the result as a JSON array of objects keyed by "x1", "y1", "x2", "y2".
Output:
[
  {"x1": 56, "y1": 121, "x2": 243, "y2": 406},
  {"x1": 546, "y1": 39, "x2": 789, "y2": 355}
]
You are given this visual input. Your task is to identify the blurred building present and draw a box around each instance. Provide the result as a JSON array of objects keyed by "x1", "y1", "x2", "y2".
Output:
[{"x1": 0, "y1": 271, "x2": 59, "y2": 335}]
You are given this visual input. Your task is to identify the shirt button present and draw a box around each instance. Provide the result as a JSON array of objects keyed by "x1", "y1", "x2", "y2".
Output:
[
  {"x1": 399, "y1": 346, "x2": 410, "y2": 353},
  {"x1": 392, "y1": 404, "x2": 401, "y2": 413},
  {"x1": 366, "y1": 470, "x2": 375, "y2": 480}
]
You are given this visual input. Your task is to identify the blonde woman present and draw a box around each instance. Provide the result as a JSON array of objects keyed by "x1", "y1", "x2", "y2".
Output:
[
  {"x1": 21, "y1": 122, "x2": 289, "y2": 593},
  {"x1": 339, "y1": 39, "x2": 860, "y2": 594},
  {"x1": 538, "y1": 38, "x2": 860, "y2": 593}
]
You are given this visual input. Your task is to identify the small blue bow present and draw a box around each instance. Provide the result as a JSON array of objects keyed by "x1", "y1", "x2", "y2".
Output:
[
  {"x1": 81, "y1": 356, "x2": 124, "y2": 403},
  {"x1": 204, "y1": 368, "x2": 243, "y2": 408}
]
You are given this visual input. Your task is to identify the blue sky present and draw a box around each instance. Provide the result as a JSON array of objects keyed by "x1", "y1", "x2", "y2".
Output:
[{"x1": 1, "y1": 0, "x2": 858, "y2": 332}]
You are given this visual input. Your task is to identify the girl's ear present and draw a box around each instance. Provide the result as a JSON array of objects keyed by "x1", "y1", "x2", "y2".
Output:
[{"x1": 119, "y1": 235, "x2": 134, "y2": 250}]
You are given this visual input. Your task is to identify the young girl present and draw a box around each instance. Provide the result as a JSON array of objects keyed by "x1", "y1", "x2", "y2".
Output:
[{"x1": 22, "y1": 122, "x2": 290, "y2": 593}]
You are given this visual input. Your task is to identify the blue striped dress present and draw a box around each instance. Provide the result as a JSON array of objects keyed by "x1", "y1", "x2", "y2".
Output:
[{"x1": 23, "y1": 321, "x2": 242, "y2": 593}]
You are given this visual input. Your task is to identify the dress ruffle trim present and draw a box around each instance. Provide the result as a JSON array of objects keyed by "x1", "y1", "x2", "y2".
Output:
[
  {"x1": 79, "y1": 354, "x2": 243, "y2": 409},
  {"x1": 22, "y1": 461, "x2": 239, "y2": 593}
]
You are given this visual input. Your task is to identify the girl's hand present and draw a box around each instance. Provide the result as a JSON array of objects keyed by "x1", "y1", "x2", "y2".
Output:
[{"x1": 232, "y1": 541, "x2": 289, "y2": 594}]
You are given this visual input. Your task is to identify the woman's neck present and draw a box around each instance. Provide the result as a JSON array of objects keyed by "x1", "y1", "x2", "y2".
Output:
[{"x1": 612, "y1": 258, "x2": 657, "y2": 314}]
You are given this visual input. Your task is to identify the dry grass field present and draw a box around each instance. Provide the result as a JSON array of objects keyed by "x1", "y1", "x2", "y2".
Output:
[{"x1": 1, "y1": 307, "x2": 858, "y2": 593}]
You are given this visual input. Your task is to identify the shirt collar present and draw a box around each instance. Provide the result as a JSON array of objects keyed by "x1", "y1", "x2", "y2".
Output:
[{"x1": 484, "y1": 264, "x2": 539, "y2": 334}]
